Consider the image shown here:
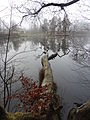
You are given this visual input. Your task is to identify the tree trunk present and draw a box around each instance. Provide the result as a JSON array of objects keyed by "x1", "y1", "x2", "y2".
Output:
[{"x1": 68, "y1": 100, "x2": 90, "y2": 120}]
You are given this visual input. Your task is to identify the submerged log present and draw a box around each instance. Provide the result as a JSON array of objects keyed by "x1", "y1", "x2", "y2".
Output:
[
  {"x1": 41, "y1": 55, "x2": 54, "y2": 92},
  {"x1": 41, "y1": 55, "x2": 62, "y2": 120},
  {"x1": 0, "y1": 55, "x2": 61, "y2": 120},
  {"x1": 68, "y1": 100, "x2": 90, "y2": 120}
]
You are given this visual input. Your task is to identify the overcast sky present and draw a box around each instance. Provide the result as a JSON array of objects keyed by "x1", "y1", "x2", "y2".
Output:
[{"x1": 0, "y1": 0, "x2": 90, "y2": 29}]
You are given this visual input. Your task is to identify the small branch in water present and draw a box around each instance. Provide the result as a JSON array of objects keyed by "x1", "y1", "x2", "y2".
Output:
[
  {"x1": 48, "y1": 48, "x2": 70, "y2": 60},
  {"x1": 58, "y1": 49, "x2": 70, "y2": 58},
  {"x1": 48, "y1": 53, "x2": 58, "y2": 60}
]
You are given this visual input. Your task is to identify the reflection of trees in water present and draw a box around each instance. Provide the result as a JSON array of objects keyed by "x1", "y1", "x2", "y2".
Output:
[
  {"x1": 28, "y1": 36, "x2": 41, "y2": 46},
  {"x1": 0, "y1": 38, "x2": 6, "y2": 45},
  {"x1": 0, "y1": 37, "x2": 25, "y2": 55},
  {"x1": 0, "y1": 39, "x2": 6, "y2": 55},
  {"x1": 40, "y1": 37, "x2": 47, "y2": 48},
  {"x1": 41, "y1": 36, "x2": 69, "y2": 54},
  {"x1": 0, "y1": 34, "x2": 89, "y2": 66},
  {"x1": 49, "y1": 38, "x2": 56, "y2": 52},
  {"x1": 0, "y1": 39, "x2": 13, "y2": 55},
  {"x1": 70, "y1": 35, "x2": 90, "y2": 66},
  {"x1": 29, "y1": 34, "x2": 90, "y2": 67},
  {"x1": 61, "y1": 37, "x2": 69, "y2": 55},
  {"x1": 12, "y1": 39, "x2": 22, "y2": 51},
  {"x1": 29, "y1": 35, "x2": 69, "y2": 54}
]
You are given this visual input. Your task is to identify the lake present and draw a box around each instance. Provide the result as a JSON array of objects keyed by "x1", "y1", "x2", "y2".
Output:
[{"x1": 0, "y1": 34, "x2": 90, "y2": 120}]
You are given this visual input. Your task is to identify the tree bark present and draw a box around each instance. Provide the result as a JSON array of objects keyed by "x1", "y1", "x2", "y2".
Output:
[{"x1": 68, "y1": 100, "x2": 90, "y2": 120}]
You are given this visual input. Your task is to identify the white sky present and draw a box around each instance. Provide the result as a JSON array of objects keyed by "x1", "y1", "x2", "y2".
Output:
[{"x1": 0, "y1": 0, "x2": 90, "y2": 29}]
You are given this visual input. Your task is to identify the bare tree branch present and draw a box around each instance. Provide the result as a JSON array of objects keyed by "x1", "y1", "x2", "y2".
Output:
[
  {"x1": 20, "y1": 0, "x2": 80, "y2": 23},
  {"x1": 31, "y1": 0, "x2": 80, "y2": 15},
  {"x1": 0, "y1": 7, "x2": 8, "y2": 13},
  {"x1": 6, "y1": 67, "x2": 15, "y2": 83},
  {"x1": 6, "y1": 48, "x2": 38, "y2": 63}
]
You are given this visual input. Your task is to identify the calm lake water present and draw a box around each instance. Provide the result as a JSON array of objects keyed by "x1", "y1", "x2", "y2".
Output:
[{"x1": 0, "y1": 34, "x2": 90, "y2": 119}]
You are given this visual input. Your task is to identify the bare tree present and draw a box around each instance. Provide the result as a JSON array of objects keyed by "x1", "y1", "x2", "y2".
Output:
[
  {"x1": 0, "y1": 5, "x2": 14, "y2": 109},
  {"x1": 0, "y1": 4, "x2": 22, "y2": 110}
]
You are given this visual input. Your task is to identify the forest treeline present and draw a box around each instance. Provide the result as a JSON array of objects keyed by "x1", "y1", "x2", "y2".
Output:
[{"x1": 0, "y1": 15, "x2": 90, "y2": 37}]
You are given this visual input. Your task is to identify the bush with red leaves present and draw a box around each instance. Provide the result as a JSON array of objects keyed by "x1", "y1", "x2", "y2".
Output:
[{"x1": 9, "y1": 74, "x2": 53, "y2": 115}]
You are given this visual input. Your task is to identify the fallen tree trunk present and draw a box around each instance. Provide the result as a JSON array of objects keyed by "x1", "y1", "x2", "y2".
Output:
[
  {"x1": 0, "y1": 55, "x2": 61, "y2": 120},
  {"x1": 41, "y1": 55, "x2": 54, "y2": 92},
  {"x1": 68, "y1": 100, "x2": 90, "y2": 120}
]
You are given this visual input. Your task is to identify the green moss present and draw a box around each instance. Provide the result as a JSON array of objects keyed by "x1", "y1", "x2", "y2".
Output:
[
  {"x1": 7, "y1": 112, "x2": 47, "y2": 120},
  {"x1": 7, "y1": 112, "x2": 22, "y2": 120}
]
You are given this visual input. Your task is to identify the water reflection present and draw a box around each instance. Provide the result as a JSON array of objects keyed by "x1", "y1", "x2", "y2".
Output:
[
  {"x1": 12, "y1": 39, "x2": 22, "y2": 51},
  {"x1": 0, "y1": 34, "x2": 90, "y2": 119}
]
